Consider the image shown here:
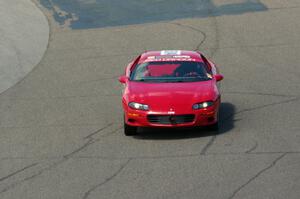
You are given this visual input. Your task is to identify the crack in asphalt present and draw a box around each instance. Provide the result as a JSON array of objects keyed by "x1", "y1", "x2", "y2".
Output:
[
  {"x1": 1, "y1": 91, "x2": 297, "y2": 131},
  {"x1": 235, "y1": 97, "x2": 300, "y2": 115},
  {"x1": 1, "y1": 151, "x2": 300, "y2": 162},
  {"x1": 228, "y1": 153, "x2": 287, "y2": 199},
  {"x1": 169, "y1": 22, "x2": 207, "y2": 52},
  {"x1": 0, "y1": 125, "x2": 121, "y2": 194},
  {"x1": 199, "y1": 87, "x2": 298, "y2": 157},
  {"x1": 84, "y1": 123, "x2": 114, "y2": 140},
  {"x1": 0, "y1": 160, "x2": 64, "y2": 194},
  {"x1": 1, "y1": 93, "x2": 121, "y2": 102},
  {"x1": 245, "y1": 141, "x2": 258, "y2": 154},
  {"x1": 208, "y1": 13, "x2": 220, "y2": 59},
  {"x1": 49, "y1": 41, "x2": 299, "y2": 54},
  {"x1": 35, "y1": 94, "x2": 297, "y2": 163},
  {"x1": 169, "y1": 16, "x2": 220, "y2": 156},
  {"x1": 64, "y1": 125, "x2": 122, "y2": 159},
  {"x1": 0, "y1": 163, "x2": 38, "y2": 183},
  {"x1": 63, "y1": 140, "x2": 95, "y2": 159},
  {"x1": 2, "y1": 147, "x2": 291, "y2": 195},
  {"x1": 161, "y1": 152, "x2": 289, "y2": 199},
  {"x1": 221, "y1": 97, "x2": 300, "y2": 123},
  {"x1": 0, "y1": 94, "x2": 298, "y2": 179},
  {"x1": 71, "y1": 151, "x2": 300, "y2": 161},
  {"x1": 172, "y1": 14, "x2": 221, "y2": 158},
  {"x1": 204, "y1": 42, "x2": 298, "y2": 50},
  {"x1": 223, "y1": 91, "x2": 298, "y2": 98},
  {"x1": 200, "y1": 135, "x2": 217, "y2": 155},
  {"x1": 0, "y1": 123, "x2": 113, "y2": 130},
  {"x1": 0, "y1": 151, "x2": 296, "y2": 194},
  {"x1": 82, "y1": 159, "x2": 131, "y2": 199},
  {"x1": 228, "y1": 18, "x2": 300, "y2": 83},
  {"x1": 1, "y1": 3, "x2": 299, "y2": 197}
]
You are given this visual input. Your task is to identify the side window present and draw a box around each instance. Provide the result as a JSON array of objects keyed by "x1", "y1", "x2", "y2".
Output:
[
  {"x1": 126, "y1": 55, "x2": 141, "y2": 77},
  {"x1": 200, "y1": 54, "x2": 212, "y2": 74}
]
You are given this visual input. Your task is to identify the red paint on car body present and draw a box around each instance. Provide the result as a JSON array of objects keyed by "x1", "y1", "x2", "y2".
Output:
[{"x1": 119, "y1": 50, "x2": 224, "y2": 134}]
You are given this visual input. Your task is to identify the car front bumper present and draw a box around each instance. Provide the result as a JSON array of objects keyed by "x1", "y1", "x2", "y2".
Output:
[{"x1": 124, "y1": 103, "x2": 220, "y2": 128}]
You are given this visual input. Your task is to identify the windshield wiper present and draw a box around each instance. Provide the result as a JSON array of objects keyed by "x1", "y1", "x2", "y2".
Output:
[
  {"x1": 171, "y1": 79, "x2": 184, "y2": 82},
  {"x1": 135, "y1": 79, "x2": 145, "y2": 82}
]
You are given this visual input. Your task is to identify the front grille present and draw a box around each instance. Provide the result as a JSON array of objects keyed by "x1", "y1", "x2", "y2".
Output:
[{"x1": 147, "y1": 114, "x2": 195, "y2": 124}]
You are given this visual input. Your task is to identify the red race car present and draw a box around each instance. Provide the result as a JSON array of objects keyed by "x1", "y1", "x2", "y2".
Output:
[{"x1": 118, "y1": 50, "x2": 224, "y2": 136}]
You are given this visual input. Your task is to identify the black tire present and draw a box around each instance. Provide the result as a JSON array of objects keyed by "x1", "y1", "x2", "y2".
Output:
[
  {"x1": 207, "y1": 110, "x2": 220, "y2": 132},
  {"x1": 124, "y1": 122, "x2": 138, "y2": 136},
  {"x1": 207, "y1": 121, "x2": 219, "y2": 132}
]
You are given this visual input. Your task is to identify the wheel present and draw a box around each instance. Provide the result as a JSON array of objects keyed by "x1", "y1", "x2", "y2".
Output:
[
  {"x1": 207, "y1": 110, "x2": 220, "y2": 132},
  {"x1": 124, "y1": 120, "x2": 138, "y2": 136},
  {"x1": 207, "y1": 121, "x2": 219, "y2": 132}
]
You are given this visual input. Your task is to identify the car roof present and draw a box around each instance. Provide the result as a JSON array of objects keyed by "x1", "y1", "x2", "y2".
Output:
[{"x1": 138, "y1": 50, "x2": 203, "y2": 64}]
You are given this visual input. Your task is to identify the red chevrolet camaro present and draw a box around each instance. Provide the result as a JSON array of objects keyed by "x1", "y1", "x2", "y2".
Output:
[{"x1": 118, "y1": 50, "x2": 224, "y2": 136}]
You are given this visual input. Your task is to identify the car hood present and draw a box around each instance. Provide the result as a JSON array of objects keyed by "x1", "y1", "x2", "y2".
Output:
[{"x1": 127, "y1": 80, "x2": 218, "y2": 113}]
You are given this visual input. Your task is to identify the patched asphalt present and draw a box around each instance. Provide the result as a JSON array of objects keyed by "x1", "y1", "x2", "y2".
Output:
[
  {"x1": 0, "y1": 0, "x2": 299, "y2": 198},
  {"x1": 39, "y1": 0, "x2": 267, "y2": 29}
]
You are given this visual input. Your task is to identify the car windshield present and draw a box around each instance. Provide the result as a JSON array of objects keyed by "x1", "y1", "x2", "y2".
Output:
[{"x1": 130, "y1": 61, "x2": 212, "y2": 83}]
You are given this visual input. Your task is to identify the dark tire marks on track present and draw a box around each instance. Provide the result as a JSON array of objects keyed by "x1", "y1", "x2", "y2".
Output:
[
  {"x1": 169, "y1": 22, "x2": 207, "y2": 52},
  {"x1": 169, "y1": 13, "x2": 221, "y2": 157},
  {"x1": 82, "y1": 159, "x2": 131, "y2": 199},
  {"x1": 0, "y1": 124, "x2": 120, "y2": 194},
  {"x1": 228, "y1": 153, "x2": 287, "y2": 199},
  {"x1": 0, "y1": 163, "x2": 38, "y2": 183}
]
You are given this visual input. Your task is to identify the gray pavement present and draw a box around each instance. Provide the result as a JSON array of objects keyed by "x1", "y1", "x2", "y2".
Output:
[
  {"x1": 0, "y1": 0, "x2": 299, "y2": 199},
  {"x1": 0, "y1": 0, "x2": 49, "y2": 94}
]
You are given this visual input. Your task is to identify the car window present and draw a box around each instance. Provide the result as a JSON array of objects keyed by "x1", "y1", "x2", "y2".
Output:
[
  {"x1": 130, "y1": 61, "x2": 212, "y2": 83},
  {"x1": 200, "y1": 54, "x2": 213, "y2": 74}
]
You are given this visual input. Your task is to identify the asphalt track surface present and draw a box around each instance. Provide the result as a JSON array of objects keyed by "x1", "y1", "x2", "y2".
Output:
[
  {"x1": 0, "y1": 0, "x2": 48, "y2": 94},
  {"x1": 0, "y1": 0, "x2": 300, "y2": 198}
]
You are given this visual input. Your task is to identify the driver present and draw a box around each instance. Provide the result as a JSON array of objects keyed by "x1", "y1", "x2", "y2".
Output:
[{"x1": 173, "y1": 62, "x2": 206, "y2": 77}]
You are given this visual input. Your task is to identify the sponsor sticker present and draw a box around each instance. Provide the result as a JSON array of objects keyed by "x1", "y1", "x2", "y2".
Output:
[
  {"x1": 144, "y1": 58, "x2": 196, "y2": 62},
  {"x1": 160, "y1": 50, "x2": 181, "y2": 56},
  {"x1": 173, "y1": 55, "x2": 190, "y2": 58},
  {"x1": 147, "y1": 56, "x2": 155, "y2": 59}
]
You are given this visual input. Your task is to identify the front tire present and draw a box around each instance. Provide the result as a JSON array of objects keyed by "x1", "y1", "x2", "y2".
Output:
[
  {"x1": 207, "y1": 110, "x2": 220, "y2": 132},
  {"x1": 124, "y1": 121, "x2": 138, "y2": 136},
  {"x1": 207, "y1": 121, "x2": 219, "y2": 132}
]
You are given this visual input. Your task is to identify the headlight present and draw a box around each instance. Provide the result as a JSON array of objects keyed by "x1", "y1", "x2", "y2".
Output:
[
  {"x1": 192, "y1": 101, "x2": 214, "y2": 110},
  {"x1": 129, "y1": 102, "x2": 149, "y2": 111}
]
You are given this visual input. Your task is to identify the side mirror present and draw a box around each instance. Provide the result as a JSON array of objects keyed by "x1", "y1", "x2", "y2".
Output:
[
  {"x1": 214, "y1": 74, "x2": 224, "y2": 82},
  {"x1": 118, "y1": 75, "x2": 128, "y2": 84}
]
